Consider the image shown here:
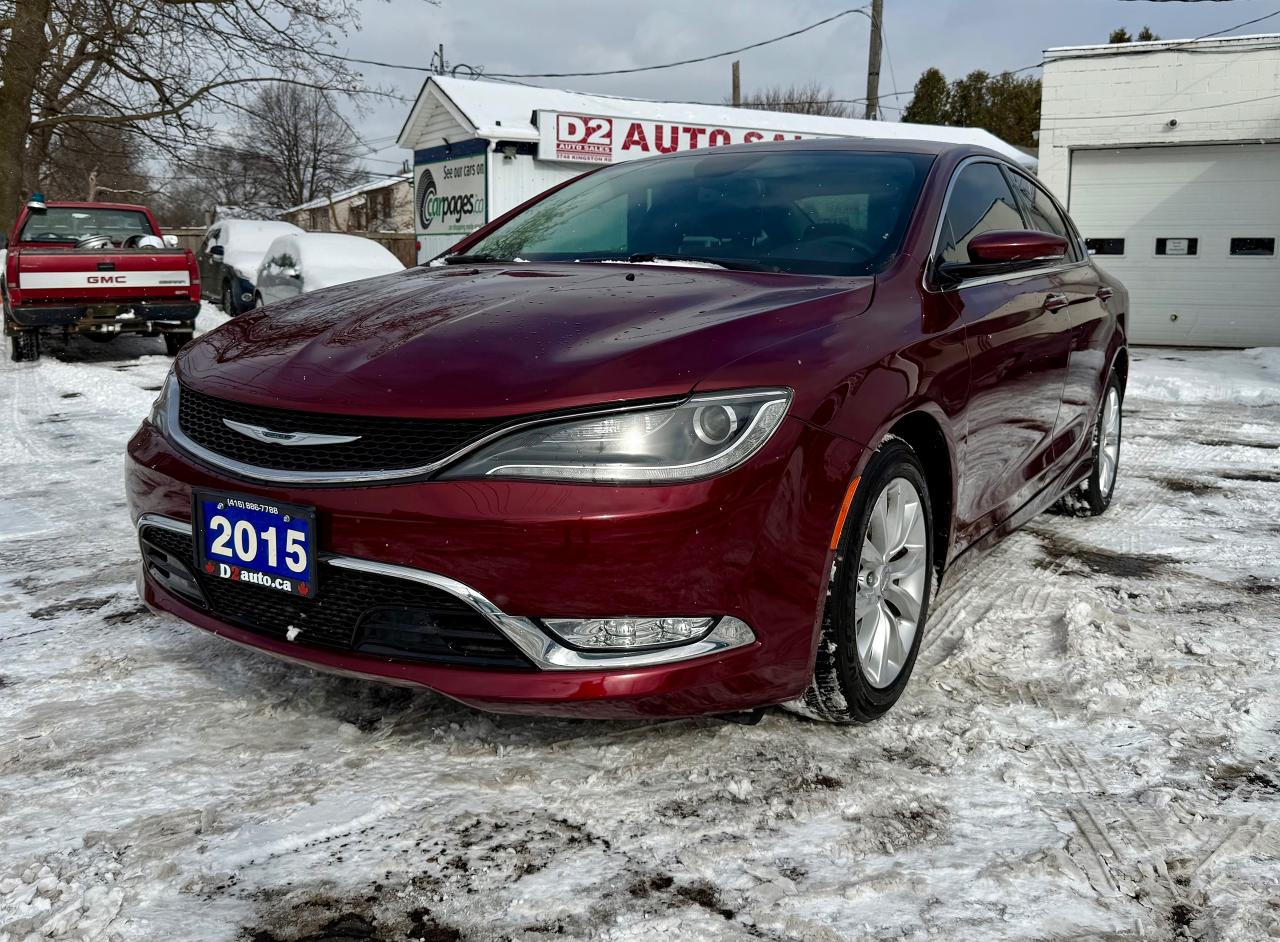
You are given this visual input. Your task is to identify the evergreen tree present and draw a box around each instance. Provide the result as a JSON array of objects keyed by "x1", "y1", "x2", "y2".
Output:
[{"x1": 901, "y1": 68, "x2": 950, "y2": 125}]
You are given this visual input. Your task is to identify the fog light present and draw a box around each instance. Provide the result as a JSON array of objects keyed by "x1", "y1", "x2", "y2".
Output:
[
  {"x1": 241, "y1": 291, "x2": 255, "y2": 302},
  {"x1": 544, "y1": 616, "x2": 714, "y2": 650}
]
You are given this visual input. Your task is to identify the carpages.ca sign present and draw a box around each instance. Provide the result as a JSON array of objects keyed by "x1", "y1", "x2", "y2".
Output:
[
  {"x1": 415, "y1": 150, "x2": 486, "y2": 236},
  {"x1": 537, "y1": 110, "x2": 831, "y2": 165}
]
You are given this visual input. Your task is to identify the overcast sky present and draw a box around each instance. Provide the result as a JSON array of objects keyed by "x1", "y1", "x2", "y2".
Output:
[{"x1": 338, "y1": 0, "x2": 1280, "y2": 174}]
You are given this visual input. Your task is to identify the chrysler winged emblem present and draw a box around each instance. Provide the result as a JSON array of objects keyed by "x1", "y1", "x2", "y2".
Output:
[{"x1": 223, "y1": 419, "x2": 361, "y2": 447}]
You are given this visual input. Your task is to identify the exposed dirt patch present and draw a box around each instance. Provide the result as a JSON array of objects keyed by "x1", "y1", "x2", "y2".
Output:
[
  {"x1": 29, "y1": 596, "x2": 113, "y2": 620},
  {"x1": 59, "y1": 392, "x2": 82, "y2": 399},
  {"x1": 1036, "y1": 534, "x2": 1171, "y2": 580},
  {"x1": 1158, "y1": 477, "x2": 1222, "y2": 495},
  {"x1": 1219, "y1": 469, "x2": 1280, "y2": 483},
  {"x1": 1196, "y1": 438, "x2": 1280, "y2": 450},
  {"x1": 244, "y1": 897, "x2": 460, "y2": 942},
  {"x1": 674, "y1": 880, "x2": 737, "y2": 920},
  {"x1": 1211, "y1": 763, "x2": 1279, "y2": 800}
]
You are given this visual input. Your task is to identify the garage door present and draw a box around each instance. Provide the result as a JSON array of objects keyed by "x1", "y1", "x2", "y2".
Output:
[{"x1": 1068, "y1": 144, "x2": 1280, "y2": 347}]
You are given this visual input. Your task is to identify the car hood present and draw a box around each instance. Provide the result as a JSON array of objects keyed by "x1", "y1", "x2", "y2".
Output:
[{"x1": 179, "y1": 263, "x2": 874, "y2": 418}]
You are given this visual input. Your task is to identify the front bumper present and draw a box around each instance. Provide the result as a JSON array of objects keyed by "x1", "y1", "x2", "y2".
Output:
[{"x1": 126, "y1": 416, "x2": 861, "y2": 717}]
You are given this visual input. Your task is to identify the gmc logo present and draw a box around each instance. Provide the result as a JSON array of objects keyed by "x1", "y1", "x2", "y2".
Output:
[{"x1": 87, "y1": 275, "x2": 124, "y2": 284}]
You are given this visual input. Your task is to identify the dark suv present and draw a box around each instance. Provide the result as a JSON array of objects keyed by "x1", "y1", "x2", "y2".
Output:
[{"x1": 196, "y1": 219, "x2": 302, "y2": 316}]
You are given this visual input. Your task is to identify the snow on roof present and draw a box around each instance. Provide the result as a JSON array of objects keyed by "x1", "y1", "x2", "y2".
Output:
[
  {"x1": 284, "y1": 173, "x2": 411, "y2": 215},
  {"x1": 399, "y1": 76, "x2": 1036, "y2": 169},
  {"x1": 1046, "y1": 31, "x2": 1280, "y2": 57}
]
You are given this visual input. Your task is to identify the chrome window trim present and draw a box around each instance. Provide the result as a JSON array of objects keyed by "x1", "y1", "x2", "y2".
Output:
[
  {"x1": 163, "y1": 383, "x2": 684, "y2": 486},
  {"x1": 135, "y1": 514, "x2": 755, "y2": 671},
  {"x1": 921, "y1": 155, "x2": 1083, "y2": 295}
]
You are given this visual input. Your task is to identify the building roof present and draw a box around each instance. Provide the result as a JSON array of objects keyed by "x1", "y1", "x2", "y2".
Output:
[
  {"x1": 397, "y1": 76, "x2": 1037, "y2": 169},
  {"x1": 284, "y1": 173, "x2": 411, "y2": 215},
  {"x1": 1045, "y1": 31, "x2": 1280, "y2": 58}
]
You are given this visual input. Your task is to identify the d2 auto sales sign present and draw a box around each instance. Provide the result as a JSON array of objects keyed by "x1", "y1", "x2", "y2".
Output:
[{"x1": 537, "y1": 111, "x2": 830, "y2": 165}]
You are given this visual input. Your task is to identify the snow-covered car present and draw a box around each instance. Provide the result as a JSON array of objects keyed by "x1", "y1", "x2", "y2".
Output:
[
  {"x1": 253, "y1": 233, "x2": 404, "y2": 307},
  {"x1": 197, "y1": 219, "x2": 303, "y2": 316}
]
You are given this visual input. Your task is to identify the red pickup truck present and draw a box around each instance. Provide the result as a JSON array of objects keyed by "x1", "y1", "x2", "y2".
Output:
[{"x1": 2, "y1": 197, "x2": 200, "y2": 361}]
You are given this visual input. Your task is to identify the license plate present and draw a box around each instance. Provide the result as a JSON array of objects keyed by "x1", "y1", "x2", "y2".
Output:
[{"x1": 193, "y1": 490, "x2": 317, "y2": 597}]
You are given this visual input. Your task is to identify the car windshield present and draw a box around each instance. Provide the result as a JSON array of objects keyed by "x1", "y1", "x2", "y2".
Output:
[
  {"x1": 458, "y1": 150, "x2": 933, "y2": 276},
  {"x1": 19, "y1": 207, "x2": 153, "y2": 245}
]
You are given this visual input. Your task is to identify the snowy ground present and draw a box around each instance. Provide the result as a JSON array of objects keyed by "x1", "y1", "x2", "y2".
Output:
[{"x1": 1, "y1": 315, "x2": 1278, "y2": 942}]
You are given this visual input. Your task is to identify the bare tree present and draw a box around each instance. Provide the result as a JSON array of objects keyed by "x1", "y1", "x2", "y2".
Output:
[
  {"x1": 39, "y1": 122, "x2": 152, "y2": 200},
  {"x1": 243, "y1": 84, "x2": 364, "y2": 210},
  {"x1": 732, "y1": 81, "x2": 851, "y2": 118},
  {"x1": 0, "y1": 0, "x2": 396, "y2": 230}
]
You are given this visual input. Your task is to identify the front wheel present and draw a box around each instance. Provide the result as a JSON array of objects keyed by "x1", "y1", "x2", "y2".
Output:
[
  {"x1": 789, "y1": 438, "x2": 934, "y2": 724},
  {"x1": 1054, "y1": 373, "x2": 1122, "y2": 517},
  {"x1": 221, "y1": 283, "x2": 237, "y2": 317}
]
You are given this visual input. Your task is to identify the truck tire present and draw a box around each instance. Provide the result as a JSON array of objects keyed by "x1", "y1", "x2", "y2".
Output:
[
  {"x1": 164, "y1": 330, "x2": 194, "y2": 357},
  {"x1": 9, "y1": 330, "x2": 40, "y2": 362}
]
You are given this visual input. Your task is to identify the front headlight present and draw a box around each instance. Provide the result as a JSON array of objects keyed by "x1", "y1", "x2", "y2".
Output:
[
  {"x1": 439, "y1": 388, "x2": 792, "y2": 484},
  {"x1": 147, "y1": 370, "x2": 178, "y2": 435}
]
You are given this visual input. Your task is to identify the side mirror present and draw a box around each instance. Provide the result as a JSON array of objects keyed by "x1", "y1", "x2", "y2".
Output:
[
  {"x1": 163, "y1": 234, "x2": 179, "y2": 249},
  {"x1": 210, "y1": 244, "x2": 225, "y2": 257},
  {"x1": 967, "y1": 230, "x2": 1069, "y2": 265}
]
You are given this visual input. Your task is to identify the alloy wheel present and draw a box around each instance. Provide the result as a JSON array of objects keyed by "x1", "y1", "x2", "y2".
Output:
[
  {"x1": 1098, "y1": 385, "x2": 1121, "y2": 495},
  {"x1": 856, "y1": 476, "x2": 929, "y2": 689}
]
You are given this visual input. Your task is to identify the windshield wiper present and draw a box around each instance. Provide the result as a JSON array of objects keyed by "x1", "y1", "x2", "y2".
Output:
[
  {"x1": 442, "y1": 253, "x2": 507, "y2": 265},
  {"x1": 625, "y1": 253, "x2": 769, "y2": 272}
]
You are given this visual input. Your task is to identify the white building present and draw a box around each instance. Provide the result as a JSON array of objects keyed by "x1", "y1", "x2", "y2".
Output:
[
  {"x1": 397, "y1": 76, "x2": 1036, "y2": 264},
  {"x1": 1039, "y1": 34, "x2": 1280, "y2": 347}
]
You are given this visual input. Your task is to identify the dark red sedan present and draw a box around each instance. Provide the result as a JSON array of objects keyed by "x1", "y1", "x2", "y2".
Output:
[{"x1": 126, "y1": 139, "x2": 1127, "y2": 723}]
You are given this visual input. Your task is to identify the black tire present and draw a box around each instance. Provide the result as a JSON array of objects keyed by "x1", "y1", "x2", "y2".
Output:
[
  {"x1": 1053, "y1": 372, "x2": 1123, "y2": 517},
  {"x1": 221, "y1": 282, "x2": 237, "y2": 317},
  {"x1": 790, "y1": 438, "x2": 935, "y2": 724},
  {"x1": 164, "y1": 331, "x2": 194, "y2": 357},
  {"x1": 254, "y1": 293, "x2": 264, "y2": 310},
  {"x1": 8, "y1": 329, "x2": 40, "y2": 362}
]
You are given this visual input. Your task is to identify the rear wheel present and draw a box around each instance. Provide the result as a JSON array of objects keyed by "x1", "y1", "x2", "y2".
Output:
[
  {"x1": 1054, "y1": 373, "x2": 1122, "y2": 517},
  {"x1": 789, "y1": 438, "x2": 934, "y2": 724},
  {"x1": 8, "y1": 329, "x2": 40, "y2": 362},
  {"x1": 164, "y1": 330, "x2": 194, "y2": 357}
]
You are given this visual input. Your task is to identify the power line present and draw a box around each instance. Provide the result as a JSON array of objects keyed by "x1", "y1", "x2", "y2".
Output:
[{"x1": 473, "y1": 7, "x2": 873, "y2": 79}]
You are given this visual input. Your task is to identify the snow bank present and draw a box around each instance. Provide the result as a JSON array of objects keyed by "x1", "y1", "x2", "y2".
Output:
[{"x1": 1129, "y1": 347, "x2": 1280, "y2": 406}]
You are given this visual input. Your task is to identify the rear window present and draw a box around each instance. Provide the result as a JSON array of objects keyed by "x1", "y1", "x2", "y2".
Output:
[
  {"x1": 20, "y1": 207, "x2": 154, "y2": 244},
  {"x1": 461, "y1": 150, "x2": 934, "y2": 276}
]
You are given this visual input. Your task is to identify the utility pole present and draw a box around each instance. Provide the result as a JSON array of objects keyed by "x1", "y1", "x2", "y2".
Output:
[
  {"x1": 433, "y1": 44, "x2": 446, "y2": 75},
  {"x1": 731, "y1": 60, "x2": 741, "y2": 106},
  {"x1": 863, "y1": 0, "x2": 884, "y2": 120}
]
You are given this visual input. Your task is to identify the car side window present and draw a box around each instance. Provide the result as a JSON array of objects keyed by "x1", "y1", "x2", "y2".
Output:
[
  {"x1": 202, "y1": 228, "x2": 222, "y2": 254},
  {"x1": 936, "y1": 162, "x2": 1025, "y2": 266},
  {"x1": 1006, "y1": 172, "x2": 1078, "y2": 260}
]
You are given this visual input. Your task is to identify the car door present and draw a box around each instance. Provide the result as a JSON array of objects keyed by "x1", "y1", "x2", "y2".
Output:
[
  {"x1": 931, "y1": 159, "x2": 1075, "y2": 546},
  {"x1": 1006, "y1": 169, "x2": 1112, "y2": 467},
  {"x1": 198, "y1": 226, "x2": 221, "y2": 299}
]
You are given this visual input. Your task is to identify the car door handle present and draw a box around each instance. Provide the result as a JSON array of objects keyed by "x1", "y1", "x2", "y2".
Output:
[
  {"x1": 1043, "y1": 292, "x2": 1070, "y2": 312},
  {"x1": 1096, "y1": 287, "x2": 1115, "y2": 302}
]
